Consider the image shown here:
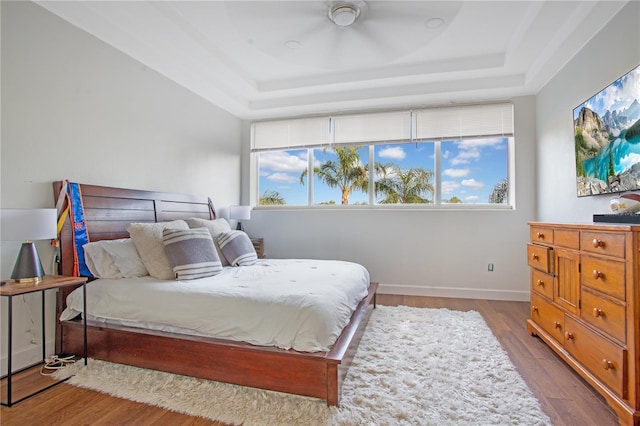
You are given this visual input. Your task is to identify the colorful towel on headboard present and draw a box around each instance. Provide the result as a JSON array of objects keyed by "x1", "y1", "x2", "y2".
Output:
[{"x1": 56, "y1": 180, "x2": 93, "y2": 278}]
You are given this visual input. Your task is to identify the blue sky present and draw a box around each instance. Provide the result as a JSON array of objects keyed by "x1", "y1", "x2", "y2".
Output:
[
  {"x1": 573, "y1": 65, "x2": 640, "y2": 120},
  {"x1": 258, "y1": 137, "x2": 509, "y2": 205}
]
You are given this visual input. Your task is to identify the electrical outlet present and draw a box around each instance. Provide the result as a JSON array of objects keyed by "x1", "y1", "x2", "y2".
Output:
[{"x1": 488, "y1": 263, "x2": 494, "y2": 272}]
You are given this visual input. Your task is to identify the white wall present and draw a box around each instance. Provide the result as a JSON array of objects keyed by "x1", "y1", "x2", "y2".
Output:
[
  {"x1": 243, "y1": 95, "x2": 538, "y2": 301},
  {"x1": 536, "y1": 1, "x2": 640, "y2": 222},
  {"x1": 0, "y1": 1, "x2": 242, "y2": 372}
]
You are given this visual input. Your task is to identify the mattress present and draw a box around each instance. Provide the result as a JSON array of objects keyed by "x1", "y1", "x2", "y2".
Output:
[{"x1": 60, "y1": 259, "x2": 370, "y2": 352}]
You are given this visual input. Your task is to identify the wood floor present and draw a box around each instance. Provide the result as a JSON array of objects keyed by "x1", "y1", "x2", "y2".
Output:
[{"x1": 0, "y1": 295, "x2": 619, "y2": 426}]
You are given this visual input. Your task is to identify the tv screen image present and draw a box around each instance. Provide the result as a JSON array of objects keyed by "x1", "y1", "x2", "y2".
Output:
[{"x1": 574, "y1": 64, "x2": 640, "y2": 197}]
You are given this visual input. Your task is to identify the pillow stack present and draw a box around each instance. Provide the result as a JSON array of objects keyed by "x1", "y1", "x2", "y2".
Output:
[
  {"x1": 86, "y1": 218, "x2": 260, "y2": 282},
  {"x1": 128, "y1": 220, "x2": 189, "y2": 280}
]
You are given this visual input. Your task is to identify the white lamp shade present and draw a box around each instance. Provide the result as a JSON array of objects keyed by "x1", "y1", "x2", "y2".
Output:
[
  {"x1": 1, "y1": 209, "x2": 58, "y2": 241},
  {"x1": 229, "y1": 205, "x2": 251, "y2": 221}
]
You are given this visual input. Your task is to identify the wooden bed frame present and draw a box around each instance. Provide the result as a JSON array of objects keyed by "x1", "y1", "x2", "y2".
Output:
[{"x1": 53, "y1": 181, "x2": 377, "y2": 406}]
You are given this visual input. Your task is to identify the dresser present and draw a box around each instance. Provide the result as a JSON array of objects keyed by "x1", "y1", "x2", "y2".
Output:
[{"x1": 527, "y1": 222, "x2": 639, "y2": 426}]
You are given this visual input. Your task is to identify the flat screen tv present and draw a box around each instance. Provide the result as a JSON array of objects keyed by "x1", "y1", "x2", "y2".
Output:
[{"x1": 574, "y1": 64, "x2": 640, "y2": 197}]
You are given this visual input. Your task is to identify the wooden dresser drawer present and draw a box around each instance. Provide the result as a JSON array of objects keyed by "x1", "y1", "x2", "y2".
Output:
[
  {"x1": 530, "y1": 293, "x2": 565, "y2": 343},
  {"x1": 581, "y1": 231, "x2": 626, "y2": 259},
  {"x1": 581, "y1": 288, "x2": 626, "y2": 344},
  {"x1": 581, "y1": 255, "x2": 625, "y2": 300},
  {"x1": 530, "y1": 226, "x2": 554, "y2": 245},
  {"x1": 531, "y1": 269, "x2": 553, "y2": 300},
  {"x1": 554, "y1": 229, "x2": 580, "y2": 249},
  {"x1": 527, "y1": 244, "x2": 554, "y2": 273},
  {"x1": 564, "y1": 316, "x2": 626, "y2": 398}
]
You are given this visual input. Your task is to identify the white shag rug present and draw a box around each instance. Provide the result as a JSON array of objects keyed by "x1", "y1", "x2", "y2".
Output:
[{"x1": 54, "y1": 305, "x2": 552, "y2": 426}]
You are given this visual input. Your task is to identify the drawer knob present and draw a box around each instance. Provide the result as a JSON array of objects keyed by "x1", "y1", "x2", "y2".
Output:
[
  {"x1": 537, "y1": 279, "x2": 544, "y2": 287},
  {"x1": 592, "y1": 270, "x2": 603, "y2": 280},
  {"x1": 602, "y1": 359, "x2": 614, "y2": 370},
  {"x1": 531, "y1": 253, "x2": 539, "y2": 261},
  {"x1": 592, "y1": 238, "x2": 604, "y2": 248},
  {"x1": 531, "y1": 305, "x2": 538, "y2": 313},
  {"x1": 553, "y1": 321, "x2": 561, "y2": 329},
  {"x1": 537, "y1": 232, "x2": 544, "y2": 239},
  {"x1": 593, "y1": 307, "x2": 604, "y2": 317},
  {"x1": 565, "y1": 332, "x2": 574, "y2": 340}
]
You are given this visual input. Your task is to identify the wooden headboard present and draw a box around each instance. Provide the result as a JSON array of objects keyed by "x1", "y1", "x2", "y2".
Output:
[{"x1": 53, "y1": 181, "x2": 216, "y2": 277}]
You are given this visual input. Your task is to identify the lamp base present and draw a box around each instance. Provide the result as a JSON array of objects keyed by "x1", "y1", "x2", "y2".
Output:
[
  {"x1": 13, "y1": 276, "x2": 44, "y2": 285},
  {"x1": 11, "y1": 241, "x2": 46, "y2": 285}
]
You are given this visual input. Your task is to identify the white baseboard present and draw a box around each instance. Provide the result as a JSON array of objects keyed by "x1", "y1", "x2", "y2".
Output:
[{"x1": 377, "y1": 283, "x2": 530, "y2": 302}]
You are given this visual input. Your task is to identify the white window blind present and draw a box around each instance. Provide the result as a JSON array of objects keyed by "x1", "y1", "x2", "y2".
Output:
[
  {"x1": 252, "y1": 117, "x2": 330, "y2": 151},
  {"x1": 332, "y1": 111, "x2": 411, "y2": 145},
  {"x1": 251, "y1": 103, "x2": 514, "y2": 151},
  {"x1": 414, "y1": 103, "x2": 514, "y2": 140}
]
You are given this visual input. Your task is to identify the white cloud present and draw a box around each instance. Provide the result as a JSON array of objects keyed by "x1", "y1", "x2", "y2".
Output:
[
  {"x1": 465, "y1": 195, "x2": 480, "y2": 202},
  {"x1": 443, "y1": 168, "x2": 470, "y2": 178},
  {"x1": 378, "y1": 146, "x2": 406, "y2": 160},
  {"x1": 585, "y1": 66, "x2": 640, "y2": 115},
  {"x1": 267, "y1": 172, "x2": 299, "y2": 184},
  {"x1": 461, "y1": 178, "x2": 485, "y2": 190},
  {"x1": 259, "y1": 151, "x2": 307, "y2": 173},
  {"x1": 441, "y1": 180, "x2": 459, "y2": 195},
  {"x1": 450, "y1": 150, "x2": 479, "y2": 165},
  {"x1": 448, "y1": 138, "x2": 506, "y2": 165}
]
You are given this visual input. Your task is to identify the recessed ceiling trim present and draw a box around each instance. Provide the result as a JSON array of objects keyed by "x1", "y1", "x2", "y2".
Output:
[
  {"x1": 257, "y1": 54, "x2": 505, "y2": 93},
  {"x1": 250, "y1": 74, "x2": 526, "y2": 111}
]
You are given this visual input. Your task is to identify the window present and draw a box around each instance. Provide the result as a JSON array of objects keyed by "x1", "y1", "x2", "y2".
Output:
[
  {"x1": 252, "y1": 104, "x2": 514, "y2": 207},
  {"x1": 257, "y1": 149, "x2": 308, "y2": 205}
]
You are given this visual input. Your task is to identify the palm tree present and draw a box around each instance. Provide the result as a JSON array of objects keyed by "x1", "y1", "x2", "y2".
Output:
[
  {"x1": 300, "y1": 146, "x2": 369, "y2": 205},
  {"x1": 259, "y1": 190, "x2": 286, "y2": 205},
  {"x1": 376, "y1": 165, "x2": 434, "y2": 204}
]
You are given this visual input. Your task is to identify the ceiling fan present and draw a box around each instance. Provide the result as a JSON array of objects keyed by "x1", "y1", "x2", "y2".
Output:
[{"x1": 223, "y1": 1, "x2": 463, "y2": 70}]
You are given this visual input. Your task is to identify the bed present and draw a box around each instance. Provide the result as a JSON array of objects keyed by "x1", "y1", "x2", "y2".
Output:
[{"x1": 53, "y1": 181, "x2": 377, "y2": 406}]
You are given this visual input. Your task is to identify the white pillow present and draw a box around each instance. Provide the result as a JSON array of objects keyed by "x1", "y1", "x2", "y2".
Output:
[
  {"x1": 83, "y1": 241, "x2": 122, "y2": 279},
  {"x1": 83, "y1": 239, "x2": 148, "y2": 279},
  {"x1": 101, "y1": 239, "x2": 148, "y2": 277},
  {"x1": 128, "y1": 220, "x2": 189, "y2": 280},
  {"x1": 185, "y1": 217, "x2": 232, "y2": 266}
]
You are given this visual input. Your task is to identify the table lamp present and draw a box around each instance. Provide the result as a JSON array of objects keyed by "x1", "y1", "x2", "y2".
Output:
[
  {"x1": 229, "y1": 205, "x2": 251, "y2": 232},
  {"x1": 1, "y1": 209, "x2": 57, "y2": 284}
]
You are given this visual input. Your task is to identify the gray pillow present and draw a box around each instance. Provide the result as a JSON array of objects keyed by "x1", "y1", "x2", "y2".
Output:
[
  {"x1": 216, "y1": 231, "x2": 258, "y2": 266},
  {"x1": 185, "y1": 217, "x2": 232, "y2": 267},
  {"x1": 162, "y1": 228, "x2": 223, "y2": 280}
]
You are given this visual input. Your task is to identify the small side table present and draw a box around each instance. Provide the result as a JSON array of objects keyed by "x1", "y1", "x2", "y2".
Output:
[
  {"x1": 0, "y1": 275, "x2": 88, "y2": 407},
  {"x1": 251, "y1": 238, "x2": 265, "y2": 259}
]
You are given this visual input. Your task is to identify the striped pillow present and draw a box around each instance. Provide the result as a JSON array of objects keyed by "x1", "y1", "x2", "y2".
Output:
[
  {"x1": 162, "y1": 228, "x2": 222, "y2": 280},
  {"x1": 217, "y1": 231, "x2": 258, "y2": 266}
]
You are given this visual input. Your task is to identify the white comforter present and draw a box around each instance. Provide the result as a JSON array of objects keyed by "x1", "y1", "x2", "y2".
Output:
[{"x1": 61, "y1": 259, "x2": 370, "y2": 352}]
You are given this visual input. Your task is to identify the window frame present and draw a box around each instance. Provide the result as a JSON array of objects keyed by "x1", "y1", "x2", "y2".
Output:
[{"x1": 251, "y1": 104, "x2": 515, "y2": 210}]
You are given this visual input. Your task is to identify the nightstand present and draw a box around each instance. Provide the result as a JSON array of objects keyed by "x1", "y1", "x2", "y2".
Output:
[
  {"x1": 251, "y1": 238, "x2": 265, "y2": 258},
  {"x1": 0, "y1": 275, "x2": 88, "y2": 406}
]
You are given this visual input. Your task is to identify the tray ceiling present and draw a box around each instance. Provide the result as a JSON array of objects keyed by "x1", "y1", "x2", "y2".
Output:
[{"x1": 36, "y1": 1, "x2": 627, "y2": 119}]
